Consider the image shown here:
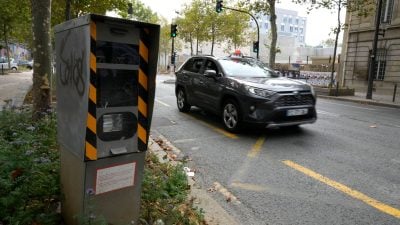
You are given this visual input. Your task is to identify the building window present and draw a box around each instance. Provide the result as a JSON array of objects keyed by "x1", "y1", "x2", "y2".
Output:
[
  {"x1": 290, "y1": 26, "x2": 293, "y2": 32},
  {"x1": 281, "y1": 24, "x2": 285, "y2": 31},
  {"x1": 381, "y1": 0, "x2": 394, "y2": 24},
  {"x1": 296, "y1": 18, "x2": 299, "y2": 25},
  {"x1": 289, "y1": 17, "x2": 292, "y2": 24},
  {"x1": 283, "y1": 17, "x2": 287, "y2": 23},
  {"x1": 295, "y1": 27, "x2": 298, "y2": 32},
  {"x1": 300, "y1": 28, "x2": 303, "y2": 34},
  {"x1": 373, "y1": 49, "x2": 387, "y2": 81}
]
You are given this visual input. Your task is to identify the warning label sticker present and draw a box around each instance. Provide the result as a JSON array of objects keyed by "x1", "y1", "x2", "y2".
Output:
[{"x1": 95, "y1": 162, "x2": 136, "y2": 195}]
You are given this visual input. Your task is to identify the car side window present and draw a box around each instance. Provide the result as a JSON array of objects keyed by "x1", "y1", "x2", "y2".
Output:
[
  {"x1": 205, "y1": 60, "x2": 218, "y2": 74},
  {"x1": 184, "y1": 58, "x2": 204, "y2": 73},
  {"x1": 182, "y1": 59, "x2": 194, "y2": 71}
]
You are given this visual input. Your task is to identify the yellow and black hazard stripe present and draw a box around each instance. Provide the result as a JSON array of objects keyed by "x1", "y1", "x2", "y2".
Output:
[
  {"x1": 138, "y1": 28, "x2": 150, "y2": 152},
  {"x1": 85, "y1": 21, "x2": 97, "y2": 160}
]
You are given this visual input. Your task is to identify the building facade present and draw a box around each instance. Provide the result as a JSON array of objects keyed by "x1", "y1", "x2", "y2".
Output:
[
  {"x1": 253, "y1": 8, "x2": 307, "y2": 46},
  {"x1": 339, "y1": 0, "x2": 400, "y2": 94}
]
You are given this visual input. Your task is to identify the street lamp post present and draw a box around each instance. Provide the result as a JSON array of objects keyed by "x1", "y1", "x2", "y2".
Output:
[{"x1": 366, "y1": 0, "x2": 384, "y2": 99}]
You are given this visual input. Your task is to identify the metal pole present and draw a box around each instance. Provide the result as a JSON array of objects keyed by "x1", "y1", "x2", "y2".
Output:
[
  {"x1": 224, "y1": 6, "x2": 259, "y2": 60},
  {"x1": 171, "y1": 36, "x2": 175, "y2": 72},
  {"x1": 393, "y1": 83, "x2": 397, "y2": 102},
  {"x1": 366, "y1": 0, "x2": 384, "y2": 99}
]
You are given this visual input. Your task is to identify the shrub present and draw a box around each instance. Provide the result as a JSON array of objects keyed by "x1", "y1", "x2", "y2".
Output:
[
  {"x1": 140, "y1": 153, "x2": 206, "y2": 225},
  {"x1": 0, "y1": 110, "x2": 61, "y2": 225}
]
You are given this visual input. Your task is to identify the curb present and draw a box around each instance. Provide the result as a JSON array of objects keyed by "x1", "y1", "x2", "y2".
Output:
[
  {"x1": 148, "y1": 136, "x2": 240, "y2": 225},
  {"x1": 317, "y1": 95, "x2": 400, "y2": 109}
]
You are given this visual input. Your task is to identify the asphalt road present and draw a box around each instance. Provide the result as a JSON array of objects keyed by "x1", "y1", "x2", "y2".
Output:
[{"x1": 151, "y1": 74, "x2": 400, "y2": 225}]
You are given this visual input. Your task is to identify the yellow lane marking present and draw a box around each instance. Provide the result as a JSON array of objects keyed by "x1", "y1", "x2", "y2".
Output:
[
  {"x1": 283, "y1": 160, "x2": 400, "y2": 219},
  {"x1": 185, "y1": 114, "x2": 238, "y2": 139},
  {"x1": 155, "y1": 99, "x2": 171, "y2": 107},
  {"x1": 247, "y1": 137, "x2": 265, "y2": 158},
  {"x1": 231, "y1": 181, "x2": 267, "y2": 192}
]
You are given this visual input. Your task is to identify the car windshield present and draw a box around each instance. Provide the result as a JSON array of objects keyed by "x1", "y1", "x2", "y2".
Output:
[{"x1": 218, "y1": 58, "x2": 278, "y2": 78}]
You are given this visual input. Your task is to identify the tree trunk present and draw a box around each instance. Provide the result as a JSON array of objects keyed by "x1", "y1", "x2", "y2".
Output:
[
  {"x1": 330, "y1": 0, "x2": 342, "y2": 87},
  {"x1": 65, "y1": 0, "x2": 71, "y2": 20},
  {"x1": 268, "y1": 0, "x2": 277, "y2": 68},
  {"x1": 3, "y1": 24, "x2": 11, "y2": 69},
  {"x1": 190, "y1": 33, "x2": 193, "y2": 56},
  {"x1": 30, "y1": 0, "x2": 52, "y2": 120},
  {"x1": 196, "y1": 38, "x2": 199, "y2": 55},
  {"x1": 211, "y1": 23, "x2": 215, "y2": 55}
]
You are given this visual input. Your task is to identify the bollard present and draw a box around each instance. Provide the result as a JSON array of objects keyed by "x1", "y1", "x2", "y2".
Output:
[
  {"x1": 1, "y1": 65, "x2": 3, "y2": 75},
  {"x1": 393, "y1": 83, "x2": 397, "y2": 102}
]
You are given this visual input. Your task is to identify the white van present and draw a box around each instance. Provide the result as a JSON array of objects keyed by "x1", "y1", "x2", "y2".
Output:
[{"x1": 0, "y1": 57, "x2": 18, "y2": 70}]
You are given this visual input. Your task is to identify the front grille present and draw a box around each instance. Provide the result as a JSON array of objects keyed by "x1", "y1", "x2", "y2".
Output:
[{"x1": 274, "y1": 94, "x2": 314, "y2": 107}]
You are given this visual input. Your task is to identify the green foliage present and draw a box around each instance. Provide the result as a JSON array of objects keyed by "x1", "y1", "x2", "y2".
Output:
[
  {"x1": 52, "y1": 0, "x2": 132, "y2": 25},
  {"x1": 118, "y1": 0, "x2": 159, "y2": 23},
  {"x1": 177, "y1": 0, "x2": 251, "y2": 55},
  {"x1": 140, "y1": 153, "x2": 206, "y2": 225},
  {"x1": 0, "y1": 110, "x2": 61, "y2": 225},
  {"x1": 0, "y1": 0, "x2": 31, "y2": 56}
]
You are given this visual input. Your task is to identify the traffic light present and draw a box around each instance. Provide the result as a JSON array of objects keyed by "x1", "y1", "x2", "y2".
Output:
[
  {"x1": 170, "y1": 24, "x2": 177, "y2": 38},
  {"x1": 216, "y1": 0, "x2": 223, "y2": 13},
  {"x1": 253, "y1": 41, "x2": 259, "y2": 53}
]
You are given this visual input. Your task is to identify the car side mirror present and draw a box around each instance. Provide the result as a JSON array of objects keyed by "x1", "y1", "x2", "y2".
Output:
[{"x1": 204, "y1": 69, "x2": 217, "y2": 78}]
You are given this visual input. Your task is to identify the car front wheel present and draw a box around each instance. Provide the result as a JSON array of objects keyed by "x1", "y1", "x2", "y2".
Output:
[
  {"x1": 222, "y1": 100, "x2": 241, "y2": 132},
  {"x1": 176, "y1": 88, "x2": 191, "y2": 112}
]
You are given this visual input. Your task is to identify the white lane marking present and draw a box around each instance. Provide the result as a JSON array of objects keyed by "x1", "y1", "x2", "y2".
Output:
[
  {"x1": 155, "y1": 99, "x2": 171, "y2": 107},
  {"x1": 320, "y1": 101, "x2": 376, "y2": 111},
  {"x1": 317, "y1": 110, "x2": 339, "y2": 117}
]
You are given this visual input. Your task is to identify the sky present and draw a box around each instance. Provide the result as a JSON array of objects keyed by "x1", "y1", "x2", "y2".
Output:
[{"x1": 142, "y1": 0, "x2": 345, "y2": 46}]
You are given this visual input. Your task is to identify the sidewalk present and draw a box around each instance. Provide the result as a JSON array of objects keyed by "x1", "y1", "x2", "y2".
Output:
[
  {"x1": 0, "y1": 71, "x2": 32, "y2": 111},
  {"x1": 318, "y1": 91, "x2": 400, "y2": 109},
  {"x1": 2, "y1": 71, "x2": 398, "y2": 111}
]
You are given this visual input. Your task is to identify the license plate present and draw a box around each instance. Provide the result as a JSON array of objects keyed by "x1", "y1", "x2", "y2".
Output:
[{"x1": 287, "y1": 108, "x2": 308, "y2": 116}]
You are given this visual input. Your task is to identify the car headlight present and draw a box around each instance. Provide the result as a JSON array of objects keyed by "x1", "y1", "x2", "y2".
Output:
[{"x1": 245, "y1": 86, "x2": 276, "y2": 99}]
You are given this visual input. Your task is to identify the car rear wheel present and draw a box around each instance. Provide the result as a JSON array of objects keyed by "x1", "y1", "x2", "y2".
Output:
[
  {"x1": 222, "y1": 100, "x2": 241, "y2": 132},
  {"x1": 11, "y1": 67, "x2": 17, "y2": 71},
  {"x1": 177, "y1": 88, "x2": 191, "y2": 112}
]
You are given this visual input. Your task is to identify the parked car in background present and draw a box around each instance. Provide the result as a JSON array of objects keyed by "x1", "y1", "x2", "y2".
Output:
[
  {"x1": 17, "y1": 60, "x2": 33, "y2": 70},
  {"x1": 0, "y1": 57, "x2": 18, "y2": 70},
  {"x1": 175, "y1": 55, "x2": 317, "y2": 132}
]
